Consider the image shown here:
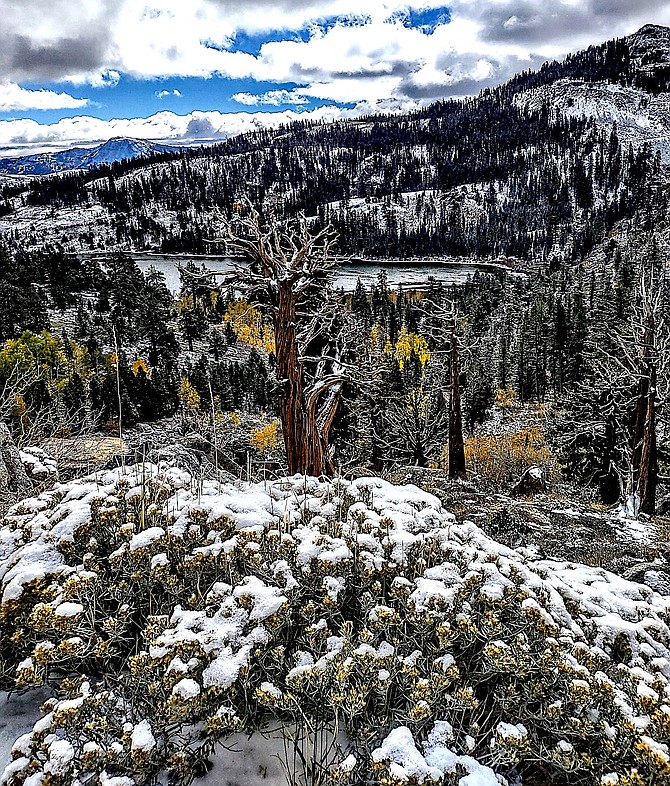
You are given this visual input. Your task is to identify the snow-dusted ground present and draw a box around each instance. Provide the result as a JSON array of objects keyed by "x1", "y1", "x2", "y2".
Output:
[
  {"x1": 0, "y1": 691, "x2": 47, "y2": 772},
  {"x1": 2, "y1": 464, "x2": 670, "y2": 786},
  {"x1": 0, "y1": 695, "x2": 286, "y2": 786}
]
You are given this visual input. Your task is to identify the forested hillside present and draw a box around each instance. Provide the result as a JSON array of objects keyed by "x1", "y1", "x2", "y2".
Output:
[{"x1": 1, "y1": 26, "x2": 669, "y2": 261}]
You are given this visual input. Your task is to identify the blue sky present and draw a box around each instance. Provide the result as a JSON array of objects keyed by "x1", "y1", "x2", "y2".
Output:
[{"x1": 0, "y1": 0, "x2": 668, "y2": 155}]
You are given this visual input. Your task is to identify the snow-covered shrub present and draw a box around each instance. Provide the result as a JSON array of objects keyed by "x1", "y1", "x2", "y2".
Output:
[
  {"x1": 1, "y1": 465, "x2": 670, "y2": 786},
  {"x1": 19, "y1": 447, "x2": 58, "y2": 482}
]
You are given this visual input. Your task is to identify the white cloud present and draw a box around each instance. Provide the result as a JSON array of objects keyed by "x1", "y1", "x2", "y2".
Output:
[
  {"x1": 0, "y1": 104, "x2": 389, "y2": 155},
  {"x1": 155, "y1": 88, "x2": 182, "y2": 99},
  {"x1": 2, "y1": 0, "x2": 670, "y2": 136},
  {"x1": 0, "y1": 83, "x2": 89, "y2": 111},
  {"x1": 233, "y1": 89, "x2": 309, "y2": 105}
]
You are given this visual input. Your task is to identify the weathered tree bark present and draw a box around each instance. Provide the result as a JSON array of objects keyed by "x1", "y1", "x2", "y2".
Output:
[
  {"x1": 448, "y1": 322, "x2": 467, "y2": 480},
  {"x1": 274, "y1": 280, "x2": 341, "y2": 476},
  {"x1": 631, "y1": 312, "x2": 658, "y2": 515},
  {"x1": 637, "y1": 363, "x2": 658, "y2": 515}
]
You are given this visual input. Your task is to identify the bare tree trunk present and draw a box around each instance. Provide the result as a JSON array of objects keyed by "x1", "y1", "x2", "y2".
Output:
[
  {"x1": 275, "y1": 281, "x2": 338, "y2": 477},
  {"x1": 638, "y1": 363, "x2": 657, "y2": 515},
  {"x1": 631, "y1": 313, "x2": 658, "y2": 515},
  {"x1": 449, "y1": 323, "x2": 467, "y2": 480},
  {"x1": 208, "y1": 204, "x2": 343, "y2": 477},
  {"x1": 275, "y1": 283, "x2": 306, "y2": 475}
]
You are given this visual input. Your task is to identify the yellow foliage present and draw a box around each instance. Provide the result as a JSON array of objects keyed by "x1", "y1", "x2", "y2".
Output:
[
  {"x1": 178, "y1": 377, "x2": 201, "y2": 412},
  {"x1": 0, "y1": 331, "x2": 66, "y2": 382},
  {"x1": 69, "y1": 342, "x2": 94, "y2": 381},
  {"x1": 250, "y1": 420, "x2": 281, "y2": 453},
  {"x1": 12, "y1": 394, "x2": 29, "y2": 425},
  {"x1": 177, "y1": 294, "x2": 194, "y2": 313},
  {"x1": 495, "y1": 388, "x2": 517, "y2": 409},
  {"x1": 223, "y1": 300, "x2": 275, "y2": 353},
  {"x1": 385, "y1": 327, "x2": 430, "y2": 369},
  {"x1": 459, "y1": 426, "x2": 559, "y2": 485},
  {"x1": 132, "y1": 358, "x2": 149, "y2": 377},
  {"x1": 370, "y1": 325, "x2": 382, "y2": 348}
]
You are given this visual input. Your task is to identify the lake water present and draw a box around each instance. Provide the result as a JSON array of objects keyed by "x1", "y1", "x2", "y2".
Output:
[{"x1": 131, "y1": 254, "x2": 516, "y2": 294}]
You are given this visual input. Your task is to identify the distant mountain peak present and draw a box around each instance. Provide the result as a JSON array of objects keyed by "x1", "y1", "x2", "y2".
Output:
[
  {"x1": 0, "y1": 137, "x2": 181, "y2": 177},
  {"x1": 633, "y1": 23, "x2": 670, "y2": 36}
]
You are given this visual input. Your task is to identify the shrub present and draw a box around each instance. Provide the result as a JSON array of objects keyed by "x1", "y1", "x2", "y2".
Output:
[
  {"x1": 1, "y1": 466, "x2": 669, "y2": 786},
  {"x1": 461, "y1": 426, "x2": 560, "y2": 486}
]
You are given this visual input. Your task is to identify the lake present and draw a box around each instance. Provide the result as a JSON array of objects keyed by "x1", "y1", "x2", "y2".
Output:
[{"x1": 130, "y1": 254, "x2": 519, "y2": 294}]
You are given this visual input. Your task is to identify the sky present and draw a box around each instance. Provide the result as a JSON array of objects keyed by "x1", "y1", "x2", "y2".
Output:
[{"x1": 1, "y1": 0, "x2": 670, "y2": 156}]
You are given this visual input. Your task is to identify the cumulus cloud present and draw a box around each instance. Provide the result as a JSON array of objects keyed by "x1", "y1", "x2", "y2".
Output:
[
  {"x1": 0, "y1": 0, "x2": 665, "y2": 91},
  {"x1": 155, "y1": 88, "x2": 182, "y2": 99},
  {"x1": 233, "y1": 89, "x2": 310, "y2": 105},
  {"x1": 0, "y1": 104, "x2": 380, "y2": 156},
  {"x1": 0, "y1": 83, "x2": 89, "y2": 111},
  {"x1": 3, "y1": 0, "x2": 670, "y2": 151}
]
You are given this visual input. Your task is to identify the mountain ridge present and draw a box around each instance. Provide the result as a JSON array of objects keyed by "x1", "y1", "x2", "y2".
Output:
[
  {"x1": 0, "y1": 137, "x2": 183, "y2": 176},
  {"x1": 1, "y1": 24, "x2": 669, "y2": 261}
]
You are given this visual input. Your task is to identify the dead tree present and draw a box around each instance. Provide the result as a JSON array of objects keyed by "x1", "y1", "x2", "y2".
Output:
[
  {"x1": 411, "y1": 297, "x2": 467, "y2": 479},
  {"x1": 448, "y1": 317, "x2": 467, "y2": 480},
  {"x1": 629, "y1": 276, "x2": 665, "y2": 515},
  {"x1": 600, "y1": 270, "x2": 669, "y2": 515},
  {"x1": 217, "y1": 205, "x2": 345, "y2": 477}
]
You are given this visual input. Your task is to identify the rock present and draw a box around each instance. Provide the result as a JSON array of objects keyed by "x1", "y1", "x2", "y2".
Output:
[
  {"x1": 623, "y1": 561, "x2": 670, "y2": 595},
  {"x1": 0, "y1": 424, "x2": 33, "y2": 511},
  {"x1": 183, "y1": 432, "x2": 211, "y2": 453},
  {"x1": 20, "y1": 446, "x2": 58, "y2": 482},
  {"x1": 512, "y1": 465, "x2": 547, "y2": 497}
]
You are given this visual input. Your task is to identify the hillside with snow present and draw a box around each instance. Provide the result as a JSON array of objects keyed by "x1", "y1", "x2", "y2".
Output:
[{"x1": 515, "y1": 80, "x2": 670, "y2": 163}]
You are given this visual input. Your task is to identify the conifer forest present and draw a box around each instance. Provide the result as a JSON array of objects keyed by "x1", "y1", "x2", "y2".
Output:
[{"x1": 2, "y1": 18, "x2": 670, "y2": 786}]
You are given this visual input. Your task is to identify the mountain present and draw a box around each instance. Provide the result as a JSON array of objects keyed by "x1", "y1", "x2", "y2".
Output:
[
  {"x1": 1, "y1": 25, "x2": 670, "y2": 261},
  {"x1": 514, "y1": 24, "x2": 670, "y2": 163},
  {"x1": 0, "y1": 137, "x2": 182, "y2": 176}
]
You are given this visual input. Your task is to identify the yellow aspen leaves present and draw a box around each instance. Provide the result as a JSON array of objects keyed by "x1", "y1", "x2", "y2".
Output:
[
  {"x1": 250, "y1": 420, "x2": 281, "y2": 453},
  {"x1": 385, "y1": 327, "x2": 430, "y2": 369},
  {"x1": 223, "y1": 300, "x2": 275, "y2": 353},
  {"x1": 178, "y1": 377, "x2": 201, "y2": 412},
  {"x1": 495, "y1": 388, "x2": 517, "y2": 409},
  {"x1": 132, "y1": 358, "x2": 149, "y2": 376}
]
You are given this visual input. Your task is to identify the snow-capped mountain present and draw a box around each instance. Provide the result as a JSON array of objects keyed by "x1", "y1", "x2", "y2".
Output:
[
  {"x1": 0, "y1": 137, "x2": 181, "y2": 176},
  {"x1": 515, "y1": 24, "x2": 670, "y2": 162},
  {"x1": 516, "y1": 80, "x2": 670, "y2": 162}
]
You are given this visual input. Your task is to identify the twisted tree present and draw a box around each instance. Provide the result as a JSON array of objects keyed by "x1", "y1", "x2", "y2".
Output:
[{"x1": 220, "y1": 205, "x2": 346, "y2": 476}]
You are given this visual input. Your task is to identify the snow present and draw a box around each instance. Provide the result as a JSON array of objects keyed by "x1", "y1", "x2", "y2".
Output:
[
  {"x1": 515, "y1": 79, "x2": 670, "y2": 164},
  {"x1": 372, "y1": 725, "x2": 501, "y2": 786},
  {"x1": 45, "y1": 740, "x2": 75, "y2": 774},
  {"x1": 129, "y1": 526, "x2": 165, "y2": 551},
  {"x1": 19, "y1": 448, "x2": 57, "y2": 480},
  {"x1": 0, "y1": 690, "x2": 47, "y2": 772},
  {"x1": 53, "y1": 602, "x2": 84, "y2": 618},
  {"x1": 495, "y1": 722, "x2": 528, "y2": 741},
  {"x1": 3, "y1": 462, "x2": 670, "y2": 785},
  {"x1": 130, "y1": 720, "x2": 156, "y2": 752}
]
